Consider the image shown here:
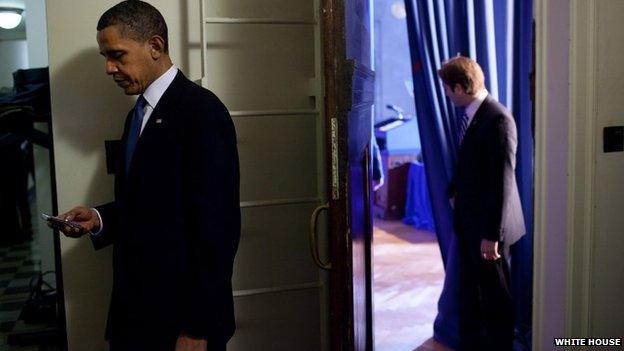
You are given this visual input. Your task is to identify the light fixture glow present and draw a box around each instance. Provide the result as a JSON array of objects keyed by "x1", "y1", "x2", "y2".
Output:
[
  {"x1": 390, "y1": 2, "x2": 406, "y2": 20},
  {"x1": 0, "y1": 8, "x2": 23, "y2": 30}
]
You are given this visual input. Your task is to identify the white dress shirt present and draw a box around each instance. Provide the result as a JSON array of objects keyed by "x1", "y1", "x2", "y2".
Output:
[
  {"x1": 464, "y1": 88, "x2": 489, "y2": 126},
  {"x1": 139, "y1": 65, "x2": 178, "y2": 134},
  {"x1": 92, "y1": 65, "x2": 178, "y2": 236}
]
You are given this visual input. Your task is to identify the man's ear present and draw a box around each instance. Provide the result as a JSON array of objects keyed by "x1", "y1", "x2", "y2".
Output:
[
  {"x1": 453, "y1": 84, "x2": 465, "y2": 94},
  {"x1": 148, "y1": 35, "x2": 166, "y2": 59}
]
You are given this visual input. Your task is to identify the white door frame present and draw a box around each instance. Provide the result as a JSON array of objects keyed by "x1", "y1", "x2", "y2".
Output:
[{"x1": 533, "y1": 0, "x2": 597, "y2": 349}]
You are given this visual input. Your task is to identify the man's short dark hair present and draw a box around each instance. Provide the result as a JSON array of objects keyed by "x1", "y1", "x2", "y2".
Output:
[{"x1": 97, "y1": 0, "x2": 169, "y2": 53}]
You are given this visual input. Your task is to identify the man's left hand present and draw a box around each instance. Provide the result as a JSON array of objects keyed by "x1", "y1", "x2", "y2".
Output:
[
  {"x1": 480, "y1": 239, "x2": 500, "y2": 260},
  {"x1": 175, "y1": 332, "x2": 207, "y2": 351},
  {"x1": 373, "y1": 178, "x2": 384, "y2": 192}
]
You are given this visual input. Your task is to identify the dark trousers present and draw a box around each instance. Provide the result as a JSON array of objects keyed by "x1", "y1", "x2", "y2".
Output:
[{"x1": 458, "y1": 238, "x2": 514, "y2": 351}]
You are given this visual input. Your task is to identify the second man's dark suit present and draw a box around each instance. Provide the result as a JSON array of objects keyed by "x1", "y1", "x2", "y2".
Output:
[
  {"x1": 93, "y1": 70, "x2": 240, "y2": 349},
  {"x1": 451, "y1": 95, "x2": 525, "y2": 350}
]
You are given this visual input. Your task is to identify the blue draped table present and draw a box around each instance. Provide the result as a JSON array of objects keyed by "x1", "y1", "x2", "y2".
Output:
[{"x1": 403, "y1": 161, "x2": 435, "y2": 231}]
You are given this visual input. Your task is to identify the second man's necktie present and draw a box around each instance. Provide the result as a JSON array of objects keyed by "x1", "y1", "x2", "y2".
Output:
[{"x1": 458, "y1": 112, "x2": 470, "y2": 145}]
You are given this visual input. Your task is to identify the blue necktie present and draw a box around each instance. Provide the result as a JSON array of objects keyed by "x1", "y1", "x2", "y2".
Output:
[
  {"x1": 125, "y1": 95, "x2": 147, "y2": 175},
  {"x1": 458, "y1": 112, "x2": 470, "y2": 144}
]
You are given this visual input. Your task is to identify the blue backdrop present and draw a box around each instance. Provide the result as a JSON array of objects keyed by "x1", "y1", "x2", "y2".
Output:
[{"x1": 403, "y1": 0, "x2": 534, "y2": 349}]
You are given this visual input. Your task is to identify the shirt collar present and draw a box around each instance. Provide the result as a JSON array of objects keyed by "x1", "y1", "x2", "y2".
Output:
[
  {"x1": 142, "y1": 65, "x2": 178, "y2": 109},
  {"x1": 464, "y1": 89, "x2": 488, "y2": 121}
]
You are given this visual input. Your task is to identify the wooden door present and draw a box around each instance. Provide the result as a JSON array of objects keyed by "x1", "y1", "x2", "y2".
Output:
[
  {"x1": 322, "y1": 0, "x2": 375, "y2": 350},
  {"x1": 197, "y1": 1, "x2": 329, "y2": 350}
]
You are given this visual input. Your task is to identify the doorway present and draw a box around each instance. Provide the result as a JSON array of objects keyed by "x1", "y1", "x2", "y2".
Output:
[
  {"x1": 0, "y1": 0, "x2": 66, "y2": 349},
  {"x1": 370, "y1": 1, "x2": 444, "y2": 350},
  {"x1": 365, "y1": 1, "x2": 535, "y2": 350}
]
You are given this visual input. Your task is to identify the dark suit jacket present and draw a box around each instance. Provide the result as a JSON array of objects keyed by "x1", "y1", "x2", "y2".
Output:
[
  {"x1": 93, "y1": 70, "x2": 240, "y2": 344},
  {"x1": 450, "y1": 96, "x2": 525, "y2": 248}
]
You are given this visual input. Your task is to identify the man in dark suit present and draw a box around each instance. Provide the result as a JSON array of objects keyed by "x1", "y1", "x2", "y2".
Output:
[
  {"x1": 54, "y1": 2, "x2": 240, "y2": 350},
  {"x1": 438, "y1": 56, "x2": 525, "y2": 350}
]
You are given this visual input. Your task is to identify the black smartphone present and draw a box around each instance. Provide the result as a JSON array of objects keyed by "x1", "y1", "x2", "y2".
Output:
[{"x1": 41, "y1": 213, "x2": 87, "y2": 233}]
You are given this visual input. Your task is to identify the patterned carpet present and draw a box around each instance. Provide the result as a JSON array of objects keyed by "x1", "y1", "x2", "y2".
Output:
[
  {"x1": 0, "y1": 238, "x2": 40, "y2": 351},
  {"x1": 373, "y1": 219, "x2": 452, "y2": 351},
  {"x1": 0, "y1": 235, "x2": 60, "y2": 351}
]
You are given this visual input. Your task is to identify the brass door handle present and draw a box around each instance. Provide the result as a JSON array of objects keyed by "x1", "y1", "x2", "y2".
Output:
[{"x1": 310, "y1": 203, "x2": 331, "y2": 270}]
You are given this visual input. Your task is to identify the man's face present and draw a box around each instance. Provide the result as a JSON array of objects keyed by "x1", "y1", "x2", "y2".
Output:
[
  {"x1": 444, "y1": 84, "x2": 469, "y2": 107},
  {"x1": 97, "y1": 25, "x2": 155, "y2": 95}
]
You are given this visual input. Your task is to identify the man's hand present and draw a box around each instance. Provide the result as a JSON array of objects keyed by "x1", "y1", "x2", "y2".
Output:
[
  {"x1": 53, "y1": 206, "x2": 100, "y2": 237},
  {"x1": 175, "y1": 332, "x2": 207, "y2": 351},
  {"x1": 373, "y1": 178, "x2": 384, "y2": 192},
  {"x1": 480, "y1": 239, "x2": 500, "y2": 260}
]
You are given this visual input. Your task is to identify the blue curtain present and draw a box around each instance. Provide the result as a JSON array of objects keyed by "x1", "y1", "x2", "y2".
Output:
[{"x1": 403, "y1": 0, "x2": 533, "y2": 349}]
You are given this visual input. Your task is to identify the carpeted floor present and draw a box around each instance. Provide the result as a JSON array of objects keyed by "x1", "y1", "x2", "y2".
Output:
[
  {"x1": 373, "y1": 219, "x2": 452, "y2": 351},
  {"x1": 0, "y1": 191, "x2": 60, "y2": 351},
  {"x1": 0, "y1": 238, "x2": 42, "y2": 351}
]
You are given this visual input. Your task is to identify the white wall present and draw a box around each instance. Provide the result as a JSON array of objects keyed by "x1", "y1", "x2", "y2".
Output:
[
  {"x1": 565, "y1": 0, "x2": 624, "y2": 340},
  {"x1": 0, "y1": 40, "x2": 28, "y2": 87},
  {"x1": 24, "y1": 0, "x2": 48, "y2": 68},
  {"x1": 536, "y1": 0, "x2": 624, "y2": 348},
  {"x1": 534, "y1": 0, "x2": 570, "y2": 346},
  {"x1": 585, "y1": 0, "x2": 624, "y2": 337}
]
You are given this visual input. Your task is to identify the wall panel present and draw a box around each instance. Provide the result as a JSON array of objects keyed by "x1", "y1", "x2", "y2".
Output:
[
  {"x1": 204, "y1": 24, "x2": 316, "y2": 111},
  {"x1": 590, "y1": 0, "x2": 624, "y2": 337},
  {"x1": 235, "y1": 115, "x2": 318, "y2": 202}
]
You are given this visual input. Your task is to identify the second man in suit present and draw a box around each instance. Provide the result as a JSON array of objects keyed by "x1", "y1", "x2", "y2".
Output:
[{"x1": 439, "y1": 56, "x2": 525, "y2": 351}]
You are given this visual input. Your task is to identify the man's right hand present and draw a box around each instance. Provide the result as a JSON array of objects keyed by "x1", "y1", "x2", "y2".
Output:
[{"x1": 54, "y1": 206, "x2": 100, "y2": 238}]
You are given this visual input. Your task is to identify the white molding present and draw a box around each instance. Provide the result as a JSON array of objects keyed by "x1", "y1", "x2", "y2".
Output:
[
  {"x1": 533, "y1": 0, "x2": 549, "y2": 348},
  {"x1": 567, "y1": 0, "x2": 596, "y2": 337},
  {"x1": 583, "y1": 0, "x2": 596, "y2": 334},
  {"x1": 566, "y1": 0, "x2": 578, "y2": 336},
  {"x1": 198, "y1": 0, "x2": 207, "y2": 87}
]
